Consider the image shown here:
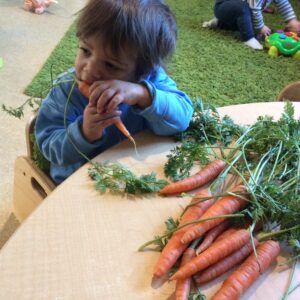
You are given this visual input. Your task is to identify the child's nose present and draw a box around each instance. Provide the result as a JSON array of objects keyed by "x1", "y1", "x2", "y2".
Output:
[{"x1": 89, "y1": 61, "x2": 103, "y2": 80}]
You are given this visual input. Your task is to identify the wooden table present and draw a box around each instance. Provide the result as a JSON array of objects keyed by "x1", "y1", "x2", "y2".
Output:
[{"x1": 0, "y1": 102, "x2": 299, "y2": 299}]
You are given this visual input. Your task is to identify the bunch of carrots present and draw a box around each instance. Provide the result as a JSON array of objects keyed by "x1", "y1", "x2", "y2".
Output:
[
  {"x1": 139, "y1": 102, "x2": 300, "y2": 299},
  {"x1": 139, "y1": 159, "x2": 282, "y2": 299}
]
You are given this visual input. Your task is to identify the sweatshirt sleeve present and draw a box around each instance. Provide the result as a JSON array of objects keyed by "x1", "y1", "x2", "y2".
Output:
[
  {"x1": 248, "y1": 0, "x2": 265, "y2": 30},
  {"x1": 273, "y1": 0, "x2": 296, "y2": 22},
  {"x1": 132, "y1": 67, "x2": 193, "y2": 136},
  {"x1": 249, "y1": 0, "x2": 296, "y2": 29}
]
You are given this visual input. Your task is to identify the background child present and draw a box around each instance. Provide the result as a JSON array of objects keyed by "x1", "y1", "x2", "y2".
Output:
[
  {"x1": 203, "y1": 0, "x2": 300, "y2": 50},
  {"x1": 35, "y1": 0, "x2": 194, "y2": 184}
]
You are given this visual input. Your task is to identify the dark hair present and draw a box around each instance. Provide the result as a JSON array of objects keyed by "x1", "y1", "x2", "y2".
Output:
[{"x1": 76, "y1": 0, "x2": 177, "y2": 80}]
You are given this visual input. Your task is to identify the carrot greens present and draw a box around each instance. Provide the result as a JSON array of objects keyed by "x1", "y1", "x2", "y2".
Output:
[
  {"x1": 165, "y1": 98, "x2": 244, "y2": 181},
  {"x1": 153, "y1": 217, "x2": 179, "y2": 251},
  {"x1": 164, "y1": 143, "x2": 210, "y2": 181},
  {"x1": 229, "y1": 102, "x2": 300, "y2": 254},
  {"x1": 2, "y1": 97, "x2": 41, "y2": 119},
  {"x1": 188, "y1": 287, "x2": 207, "y2": 300},
  {"x1": 174, "y1": 98, "x2": 244, "y2": 145},
  {"x1": 88, "y1": 161, "x2": 168, "y2": 194}
]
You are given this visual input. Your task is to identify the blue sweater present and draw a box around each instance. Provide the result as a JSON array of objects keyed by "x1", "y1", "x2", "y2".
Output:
[{"x1": 35, "y1": 67, "x2": 193, "y2": 184}]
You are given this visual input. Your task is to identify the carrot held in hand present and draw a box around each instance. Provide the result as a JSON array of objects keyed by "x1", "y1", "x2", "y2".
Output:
[
  {"x1": 175, "y1": 238, "x2": 200, "y2": 300},
  {"x1": 77, "y1": 80, "x2": 136, "y2": 145},
  {"x1": 77, "y1": 80, "x2": 91, "y2": 98},
  {"x1": 196, "y1": 220, "x2": 230, "y2": 255},
  {"x1": 170, "y1": 229, "x2": 250, "y2": 281},
  {"x1": 181, "y1": 185, "x2": 248, "y2": 244},
  {"x1": 194, "y1": 238, "x2": 258, "y2": 284},
  {"x1": 211, "y1": 240, "x2": 280, "y2": 300},
  {"x1": 159, "y1": 159, "x2": 226, "y2": 195},
  {"x1": 153, "y1": 190, "x2": 215, "y2": 278},
  {"x1": 114, "y1": 119, "x2": 136, "y2": 145}
]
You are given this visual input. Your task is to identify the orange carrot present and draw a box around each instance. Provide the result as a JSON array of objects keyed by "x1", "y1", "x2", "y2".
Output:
[
  {"x1": 159, "y1": 159, "x2": 226, "y2": 195},
  {"x1": 78, "y1": 80, "x2": 90, "y2": 98},
  {"x1": 153, "y1": 190, "x2": 215, "y2": 278},
  {"x1": 170, "y1": 229, "x2": 250, "y2": 281},
  {"x1": 181, "y1": 185, "x2": 248, "y2": 244},
  {"x1": 214, "y1": 221, "x2": 261, "y2": 243},
  {"x1": 194, "y1": 238, "x2": 258, "y2": 284},
  {"x1": 175, "y1": 239, "x2": 200, "y2": 300},
  {"x1": 214, "y1": 228, "x2": 239, "y2": 242},
  {"x1": 114, "y1": 119, "x2": 136, "y2": 145},
  {"x1": 77, "y1": 80, "x2": 135, "y2": 143},
  {"x1": 211, "y1": 240, "x2": 280, "y2": 300},
  {"x1": 195, "y1": 220, "x2": 230, "y2": 255}
]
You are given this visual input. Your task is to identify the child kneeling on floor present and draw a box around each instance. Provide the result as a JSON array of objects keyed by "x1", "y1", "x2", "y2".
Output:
[
  {"x1": 203, "y1": 0, "x2": 300, "y2": 50},
  {"x1": 35, "y1": 0, "x2": 193, "y2": 184}
]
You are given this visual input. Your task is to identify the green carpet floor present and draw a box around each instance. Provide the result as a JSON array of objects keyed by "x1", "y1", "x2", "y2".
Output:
[{"x1": 25, "y1": 0, "x2": 300, "y2": 106}]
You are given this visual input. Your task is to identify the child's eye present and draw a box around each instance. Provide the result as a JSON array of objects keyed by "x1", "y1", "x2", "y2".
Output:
[
  {"x1": 105, "y1": 62, "x2": 119, "y2": 71},
  {"x1": 79, "y1": 47, "x2": 90, "y2": 56}
]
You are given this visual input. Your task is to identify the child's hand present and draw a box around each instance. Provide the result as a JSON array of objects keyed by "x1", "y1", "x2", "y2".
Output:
[
  {"x1": 259, "y1": 25, "x2": 271, "y2": 37},
  {"x1": 285, "y1": 19, "x2": 300, "y2": 34},
  {"x1": 88, "y1": 80, "x2": 152, "y2": 114},
  {"x1": 82, "y1": 104, "x2": 122, "y2": 142}
]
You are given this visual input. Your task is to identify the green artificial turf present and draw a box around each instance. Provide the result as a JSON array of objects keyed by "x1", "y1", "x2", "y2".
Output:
[{"x1": 25, "y1": 0, "x2": 300, "y2": 106}]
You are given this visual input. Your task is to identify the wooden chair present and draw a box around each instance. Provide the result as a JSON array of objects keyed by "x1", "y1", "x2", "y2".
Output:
[
  {"x1": 277, "y1": 81, "x2": 300, "y2": 102},
  {"x1": 13, "y1": 114, "x2": 56, "y2": 222}
]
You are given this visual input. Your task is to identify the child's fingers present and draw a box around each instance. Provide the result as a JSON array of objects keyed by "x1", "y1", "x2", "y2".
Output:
[
  {"x1": 96, "y1": 89, "x2": 118, "y2": 114},
  {"x1": 89, "y1": 80, "x2": 104, "y2": 93},
  {"x1": 93, "y1": 110, "x2": 122, "y2": 123},
  {"x1": 106, "y1": 94, "x2": 124, "y2": 113},
  {"x1": 89, "y1": 81, "x2": 108, "y2": 106},
  {"x1": 97, "y1": 116, "x2": 122, "y2": 129},
  {"x1": 84, "y1": 105, "x2": 121, "y2": 121}
]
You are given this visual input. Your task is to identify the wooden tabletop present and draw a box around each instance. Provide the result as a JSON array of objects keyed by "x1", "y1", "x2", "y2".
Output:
[{"x1": 0, "y1": 102, "x2": 299, "y2": 299}]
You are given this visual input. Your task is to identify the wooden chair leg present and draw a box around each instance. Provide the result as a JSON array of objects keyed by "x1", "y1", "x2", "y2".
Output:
[
  {"x1": 0, "y1": 213, "x2": 20, "y2": 250},
  {"x1": 13, "y1": 156, "x2": 56, "y2": 222}
]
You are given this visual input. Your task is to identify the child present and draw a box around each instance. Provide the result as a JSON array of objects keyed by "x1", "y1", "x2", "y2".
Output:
[
  {"x1": 203, "y1": 0, "x2": 300, "y2": 50},
  {"x1": 35, "y1": 0, "x2": 194, "y2": 184}
]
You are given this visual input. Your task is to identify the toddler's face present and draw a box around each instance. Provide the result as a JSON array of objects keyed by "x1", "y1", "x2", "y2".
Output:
[{"x1": 75, "y1": 35, "x2": 137, "y2": 84}]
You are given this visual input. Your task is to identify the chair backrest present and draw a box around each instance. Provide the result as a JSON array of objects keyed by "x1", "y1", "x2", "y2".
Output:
[
  {"x1": 13, "y1": 113, "x2": 56, "y2": 222},
  {"x1": 277, "y1": 81, "x2": 300, "y2": 102}
]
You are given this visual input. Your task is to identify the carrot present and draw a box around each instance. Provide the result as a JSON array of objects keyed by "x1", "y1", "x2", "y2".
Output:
[
  {"x1": 178, "y1": 190, "x2": 215, "y2": 225},
  {"x1": 114, "y1": 119, "x2": 136, "y2": 144},
  {"x1": 194, "y1": 238, "x2": 258, "y2": 284},
  {"x1": 175, "y1": 239, "x2": 200, "y2": 300},
  {"x1": 214, "y1": 220, "x2": 261, "y2": 243},
  {"x1": 181, "y1": 185, "x2": 248, "y2": 244},
  {"x1": 211, "y1": 240, "x2": 280, "y2": 300},
  {"x1": 159, "y1": 159, "x2": 226, "y2": 195},
  {"x1": 170, "y1": 229, "x2": 250, "y2": 281},
  {"x1": 153, "y1": 190, "x2": 215, "y2": 278},
  {"x1": 77, "y1": 80, "x2": 90, "y2": 98},
  {"x1": 214, "y1": 228, "x2": 239, "y2": 242},
  {"x1": 77, "y1": 80, "x2": 136, "y2": 144},
  {"x1": 195, "y1": 220, "x2": 230, "y2": 255}
]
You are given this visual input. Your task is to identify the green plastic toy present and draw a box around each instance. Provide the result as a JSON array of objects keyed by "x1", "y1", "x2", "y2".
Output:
[{"x1": 265, "y1": 30, "x2": 300, "y2": 59}]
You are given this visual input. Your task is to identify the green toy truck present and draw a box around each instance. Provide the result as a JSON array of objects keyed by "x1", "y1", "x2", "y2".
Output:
[{"x1": 265, "y1": 30, "x2": 300, "y2": 59}]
